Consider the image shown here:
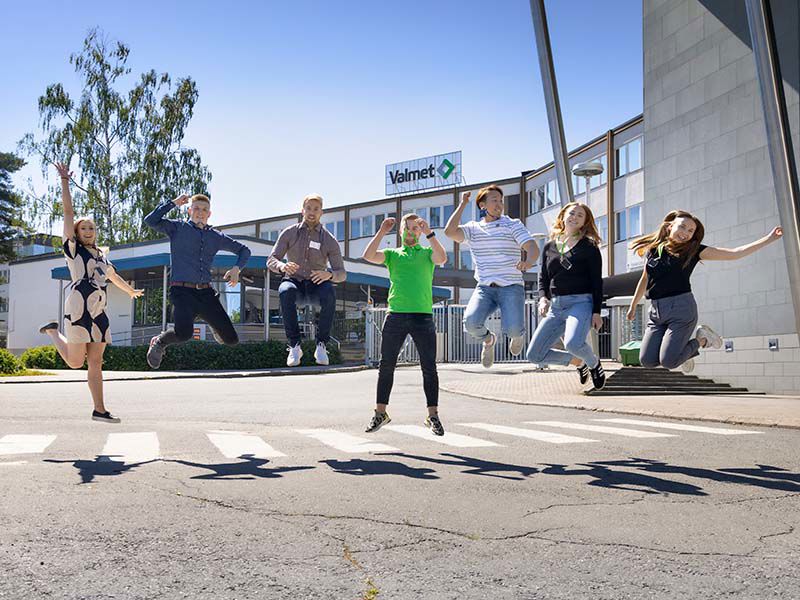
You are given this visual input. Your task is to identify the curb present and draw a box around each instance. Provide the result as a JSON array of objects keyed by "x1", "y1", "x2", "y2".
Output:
[
  {"x1": 438, "y1": 384, "x2": 800, "y2": 431},
  {"x1": 0, "y1": 364, "x2": 371, "y2": 384}
]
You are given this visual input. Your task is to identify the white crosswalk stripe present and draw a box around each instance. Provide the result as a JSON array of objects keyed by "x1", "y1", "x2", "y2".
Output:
[
  {"x1": 596, "y1": 419, "x2": 762, "y2": 435},
  {"x1": 207, "y1": 430, "x2": 286, "y2": 459},
  {"x1": 527, "y1": 421, "x2": 677, "y2": 438},
  {"x1": 295, "y1": 429, "x2": 399, "y2": 453},
  {"x1": 100, "y1": 432, "x2": 160, "y2": 463},
  {"x1": 458, "y1": 423, "x2": 597, "y2": 444},
  {"x1": 384, "y1": 425, "x2": 501, "y2": 448},
  {"x1": 0, "y1": 434, "x2": 56, "y2": 456}
]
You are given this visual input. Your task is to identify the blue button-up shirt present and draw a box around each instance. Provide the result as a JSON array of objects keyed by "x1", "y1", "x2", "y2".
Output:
[{"x1": 144, "y1": 200, "x2": 252, "y2": 284}]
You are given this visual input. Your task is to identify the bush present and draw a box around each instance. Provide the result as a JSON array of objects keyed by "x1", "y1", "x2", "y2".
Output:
[
  {"x1": 21, "y1": 346, "x2": 67, "y2": 370},
  {"x1": 0, "y1": 348, "x2": 22, "y2": 374},
  {"x1": 20, "y1": 340, "x2": 341, "y2": 372}
]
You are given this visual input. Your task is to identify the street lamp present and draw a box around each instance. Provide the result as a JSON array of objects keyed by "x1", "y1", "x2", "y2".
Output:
[{"x1": 572, "y1": 161, "x2": 604, "y2": 204}]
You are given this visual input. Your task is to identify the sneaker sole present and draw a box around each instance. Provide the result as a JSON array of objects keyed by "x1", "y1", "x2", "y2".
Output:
[
  {"x1": 92, "y1": 416, "x2": 121, "y2": 424},
  {"x1": 366, "y1": 416, "x2": 391, "y2": 433}
]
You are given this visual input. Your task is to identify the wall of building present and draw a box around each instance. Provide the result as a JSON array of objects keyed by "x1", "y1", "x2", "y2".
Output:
[{"x1": 643, "y1": 0, "x2": 799, "y2": 393}]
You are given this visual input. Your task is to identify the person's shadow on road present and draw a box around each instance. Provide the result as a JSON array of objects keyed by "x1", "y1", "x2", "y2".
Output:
[
  {"x1": 540, "y1": 462, "x2": 707, "y2": 496},
  {"x1": 321, "y1": 458, "x2": 438, "y2": 479},
  {"x1": 387, "y1": 452, "x2": 539, "y2": 481},
  {"x1": 167, "y1": 455, "x2": 315, "y2": 480},
  {"x1": 44, "y1": 456, "x2": 156, "y2": 485}
]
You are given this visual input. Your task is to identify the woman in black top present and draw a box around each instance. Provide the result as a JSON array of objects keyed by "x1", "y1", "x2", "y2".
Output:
[
  {"x1": 628, "y1": 210, "x2": 783, "y2": 372},
  {"x1": 526, "y1": 202, "x2": 606, "y2": 390}
]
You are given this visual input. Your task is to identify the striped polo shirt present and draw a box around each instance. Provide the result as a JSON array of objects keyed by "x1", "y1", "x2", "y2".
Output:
[{"x1": 462, "y1": 215, "x2": 534, "y2": 286}]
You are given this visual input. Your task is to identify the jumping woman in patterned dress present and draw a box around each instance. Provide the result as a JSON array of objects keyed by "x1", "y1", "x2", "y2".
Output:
[{"x1": 38, "y1": 162, "x2": 143, "y2": 423}]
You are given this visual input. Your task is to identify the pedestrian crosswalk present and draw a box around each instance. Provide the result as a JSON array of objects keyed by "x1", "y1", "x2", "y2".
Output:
[{"x1": 0, "y1": 419, "x2": 764, "y2": 466}]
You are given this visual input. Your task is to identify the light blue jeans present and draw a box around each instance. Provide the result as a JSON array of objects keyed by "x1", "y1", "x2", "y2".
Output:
[
  {"x1": 526, "y1": 293, "x2": 598, "y2": 367},
  {"x1": 463, "y1": 284, "x2": 525, "y2": 342}
]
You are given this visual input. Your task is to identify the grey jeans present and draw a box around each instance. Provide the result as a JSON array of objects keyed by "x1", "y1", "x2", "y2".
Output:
[{"x1": 640, "y1": 292, "x2": 700, "y2": 369}]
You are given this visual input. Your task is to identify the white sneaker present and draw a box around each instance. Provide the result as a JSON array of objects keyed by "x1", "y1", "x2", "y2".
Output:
[
  {"x1": 481, "y1": 332, "x2": 496, "y2": 369},
  {"x1": 696, "y1": 324, "x2": 722, "y2": 349},
  {"x1": 509, "y1": 335, "x2": 524, "y2": 357},
  {"x1": 286, "y1": 344, "x2": 303, "y2": 367},
  {"x1": 314, "y1": 342, "x2": 329, "y2": 366},
  {"x1": 681, "y1": 358, "x2": 695, "y2": 373}
]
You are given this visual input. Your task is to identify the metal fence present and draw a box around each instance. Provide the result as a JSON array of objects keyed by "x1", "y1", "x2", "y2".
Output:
[{"x1": 366, "y1": 300, "x2": 544, "y2": 365}]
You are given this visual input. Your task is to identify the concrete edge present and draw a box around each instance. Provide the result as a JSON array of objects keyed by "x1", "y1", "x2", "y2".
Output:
[
  {"x1": 439, "y1": 385, "x2": 800, "y2": 431},
  {"x1": 0, "y1": 365, "x2": 371, "y2": 384}
]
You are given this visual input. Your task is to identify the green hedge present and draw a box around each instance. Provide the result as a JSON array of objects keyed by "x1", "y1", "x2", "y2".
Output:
[
  {"x1": 0, "y1": 348, "x2": 22, "y2": 374},
  {"x1": 21, "y1": 340, "x2": 341, "y2": 371}
]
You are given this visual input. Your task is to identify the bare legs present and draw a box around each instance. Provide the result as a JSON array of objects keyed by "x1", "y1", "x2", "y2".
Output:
[{"x1": 45, "y1": 331, "x2": 108, "y2": 413}]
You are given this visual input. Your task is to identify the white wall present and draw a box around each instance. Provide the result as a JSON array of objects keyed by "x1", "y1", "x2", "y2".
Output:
[{"x1": 7, "y1": 256, "x2": 63, "y2": 352}]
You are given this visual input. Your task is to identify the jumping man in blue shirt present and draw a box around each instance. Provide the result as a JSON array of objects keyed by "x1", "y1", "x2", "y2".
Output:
[{"x1": 143, "y1": 193, "x2": 251, "y2": 369}]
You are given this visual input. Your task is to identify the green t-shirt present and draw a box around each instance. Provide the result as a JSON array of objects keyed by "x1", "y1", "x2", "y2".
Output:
[{"x1": 383, "y1": 244, "x2": 435, "y2": 313}]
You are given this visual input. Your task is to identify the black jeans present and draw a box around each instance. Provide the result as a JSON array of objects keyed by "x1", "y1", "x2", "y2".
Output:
[
  {"x1": 377, "y1": 313, "x2": 439, "y2": 407},
  {"x1": 158, "y1": 286, "x2": 238, "y2": 347}
]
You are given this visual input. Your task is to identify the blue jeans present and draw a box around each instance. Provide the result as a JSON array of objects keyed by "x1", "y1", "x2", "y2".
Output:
[
  {"x1": 463, "y1": 284, "x2": 525, "y2": 342},
  {"x1": 278, "y1": 278, "x2": 336, "y2": 346},
  {"x1": 526, "y1": 293, "x2": 598, "y2": 367}
]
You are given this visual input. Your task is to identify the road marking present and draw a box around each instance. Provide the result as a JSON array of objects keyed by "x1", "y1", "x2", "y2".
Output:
[
  {"x1": 384, "y1": 425, "x2": 501, "y2": 448},
  {"x1": 0, "y1": 461, "x2": 27, "y2": 466},
  {"x1": 100, "y1": 432, "x2": 160, "y2": 463},
  {"x1": 0, "y1": 434, "x2": 56, "y2": 456},
  {"x1": 596, "y1": 419, "x2": 762, "y2": 435},
  {"x1": 207, "y1": 431, "x2": 286, "y2": 459},
  {"x1": 527, "y1": 421, "x2": 677, "y2": 438},
  {"x1": 295, "y1": 429, "x2": 398, "y2": 453},
  {"x1": 458, "y1": 423, "x2": 597, "y2": 444}
]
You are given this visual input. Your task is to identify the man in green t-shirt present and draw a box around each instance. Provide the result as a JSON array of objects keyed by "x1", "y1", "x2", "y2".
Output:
[{"x1": 361, "y1": 213, "x2": 448, "y2": 435}]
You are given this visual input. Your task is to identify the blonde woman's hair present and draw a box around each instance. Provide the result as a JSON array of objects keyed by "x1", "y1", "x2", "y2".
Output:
[
  {"x1": 550, "y1": 202, "x2": 602, "y2": 246},
  {"x1": 629, "y1": 210, "x2": 705, "y2": 268}
]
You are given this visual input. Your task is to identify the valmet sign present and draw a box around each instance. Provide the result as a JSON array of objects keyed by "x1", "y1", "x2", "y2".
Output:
[{"x1": 385, "y1": 151, "x2": 462, "y2": 196}]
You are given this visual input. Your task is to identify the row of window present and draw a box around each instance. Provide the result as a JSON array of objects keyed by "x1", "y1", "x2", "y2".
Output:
[{"x1": 0, "y1": 269, "x2": 8, "y2": 285}]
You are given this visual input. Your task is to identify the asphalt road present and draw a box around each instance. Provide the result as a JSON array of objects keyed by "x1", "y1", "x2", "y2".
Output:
[{"x1": 1, "y1": 368, "x2": 799, "y2": 599}]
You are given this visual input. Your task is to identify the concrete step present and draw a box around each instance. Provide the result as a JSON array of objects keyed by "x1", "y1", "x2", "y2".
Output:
[{"x1": 586, "y1": 366, "x2": 758, "y2": 396}]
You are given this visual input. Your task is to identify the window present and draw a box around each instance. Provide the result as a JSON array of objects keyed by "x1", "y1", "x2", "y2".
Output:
[
  {"x1": 429, "y1": 206, "x2": 442, "y2": 229},
  {"x1": 460, "y1": 203, "x2": 474, "y2": 224},
  {"x1": 547, "y1": 181, "x2": 559, "y2": 207},
  {"x1": 616, "y1": 137, "x2": 643, "y2": 178},
  {"x1": 259, "y1": 228, "x2": 280, "y2": 242},
  {"x1": 528, "y1": 180, "x2": 559, "y2": 214},
  {"x1": 445, "y1": 251, "x2": 455, "y2": 269},
  {"x1": 416, "y1": 207, "x2": 429, "y2": 223},
  {"x1": 0, "y1": 297, "x2": 7, "y2": 312},
  {"x1": 0, "y1": 270, "x2": 8, "y2": 285},
  {"x1": 335, "y1": 220, "x2": 345, "y2": 242},
  {"x1": 615, "y1": 205, "x2": 642, "y2": 242},
  {"x1": 573, "y1": 173, "x2": 586, "y2": 195},
  {"x1": 590, "y1": 154, "x2": 608, "y2": 189},
  {"x1": 443, "y1": 204, "x2": 455, "y2": 224},
  {"x1": 596, "y1": 215, "x2": 608, "y2": 246},
  {"x1": 361, "y1": 216, "x2": 374, "y2": 237},
  {"x1": 325, "y1": 222, "x2": 336, "y2": 236},
  {"x1": 350, "y1": 218, "x2": 361, "y2": 239},
  {"x1": 460, "y1": 250, "x2": 473, "y2": 270}
]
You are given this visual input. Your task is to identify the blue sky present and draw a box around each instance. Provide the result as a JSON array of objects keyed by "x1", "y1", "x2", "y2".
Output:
[{"x1": 1, "y1": 0, "x2": 642, "y2": 227}]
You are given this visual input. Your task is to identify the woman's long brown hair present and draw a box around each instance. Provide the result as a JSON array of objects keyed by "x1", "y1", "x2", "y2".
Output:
[
  {"x1": 629, "y1": 210, "x2": 705, "y2": 267},
  {"x1": 549, "y1": 202, "x2": 602, "y2": 246}
]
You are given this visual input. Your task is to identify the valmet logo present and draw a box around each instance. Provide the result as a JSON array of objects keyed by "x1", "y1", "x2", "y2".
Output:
[{"x1": 389, "y1": 158, "x2": 456, "y2": 184}]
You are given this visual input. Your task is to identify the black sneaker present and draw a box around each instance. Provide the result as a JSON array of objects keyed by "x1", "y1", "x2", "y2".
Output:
[
  {"x1": 425, "y1": 415, "x2": 445, "y2": 436},
  {"x1": 92, "y1": 410, "x2": 121, "y2": 424},
  {"x1": 577, "y1": 363, "x2": 590, "y2": 385},
  {"x1": 147, "y1": 336, "x2": 165, "y2": 369},
  {"x1": 365, "y1": 411, "x2": 391, "y2": 433},
  {"x1": 38, "y1": 321, "x2": 58, "y2": 334},
  {"x1": 589, "y1": 361, "x2": 606, "y2": 390}
]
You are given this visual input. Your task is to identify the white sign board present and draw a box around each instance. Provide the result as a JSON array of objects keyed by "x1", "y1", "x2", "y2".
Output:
[{"x1": 385, "y1": 151, "x2": 462, "y2": 195}]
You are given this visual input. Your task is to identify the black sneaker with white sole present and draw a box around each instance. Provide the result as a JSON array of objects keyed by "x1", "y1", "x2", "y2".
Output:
[
  {"x1": 147, "y1": 335, "x2": 165, "y2": 369},
  {"x1": 365, "y1": 411, "x2": 391, "y2": 433},
  {"x1": 589, "y1": 362, "x2": 606, "y2": 390},
  {"x1": 425, "y1": 415, "x2": 445, "y2": 436},
  {"x1": 38, "y1": 321, "x2": 59, "y2": 334},
  {"x1": 577, "y1": 363, "x2": 590, "y2": 385},
  {"x1": 92, "y1": 410, "x2": 121, "y2": 424}
]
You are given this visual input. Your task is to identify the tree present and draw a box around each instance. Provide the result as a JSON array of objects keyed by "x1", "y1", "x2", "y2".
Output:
[
  {"x1": 0, "y1": 152, "x2": 25, "y2": 261},
  {"x1": 20, "y1": 28, "x2": 211, "y2": 245}
]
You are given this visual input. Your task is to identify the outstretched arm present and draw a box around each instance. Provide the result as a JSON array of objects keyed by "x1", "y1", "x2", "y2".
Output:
[
  {"x1": 362, "y1": 218, "x2": 394, "y2": 264},
  {"x1": 106, "y1": 266, "x2": 144, "y2": 299},
  {"x1": 444, "y1": 192, "x2": 471, "y2": 243},
  {"x1": 55, "y1": 162, "x2": 75, "y2": 240},
  {"x1": 699, "y1": 227, "x2": 783, "y2": 261},
  {"x1": 627, "y1": 269, "x2": 648, "y2": 321}
]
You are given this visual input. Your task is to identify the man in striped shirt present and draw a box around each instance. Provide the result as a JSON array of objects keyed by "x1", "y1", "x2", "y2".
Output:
[{"x1": 444, "y1": 185, "x2": 538, "y2": 368}]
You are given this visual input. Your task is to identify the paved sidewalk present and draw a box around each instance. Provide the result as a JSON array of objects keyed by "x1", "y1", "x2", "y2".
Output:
[
  {"x1": 436, "y1": 363, "x2": 800, "y2": 430},
  {"x1": 0, "y1": 364, "x2": 369, "y2": 384}
]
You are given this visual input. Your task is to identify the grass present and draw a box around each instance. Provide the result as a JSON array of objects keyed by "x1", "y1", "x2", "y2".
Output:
[{"x1": 0, "y1": 370, "x2": 54, "y2": 377}]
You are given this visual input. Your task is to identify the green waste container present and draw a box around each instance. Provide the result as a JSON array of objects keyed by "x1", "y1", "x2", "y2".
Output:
[{"x1": 619, "y1": 341, "x2": 642, "y2": 366}]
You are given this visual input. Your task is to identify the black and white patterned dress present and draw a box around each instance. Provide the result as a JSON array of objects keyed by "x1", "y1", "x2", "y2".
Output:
[{"x1": 62, "y1": 238, "x2": 112, "y2": 343}]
